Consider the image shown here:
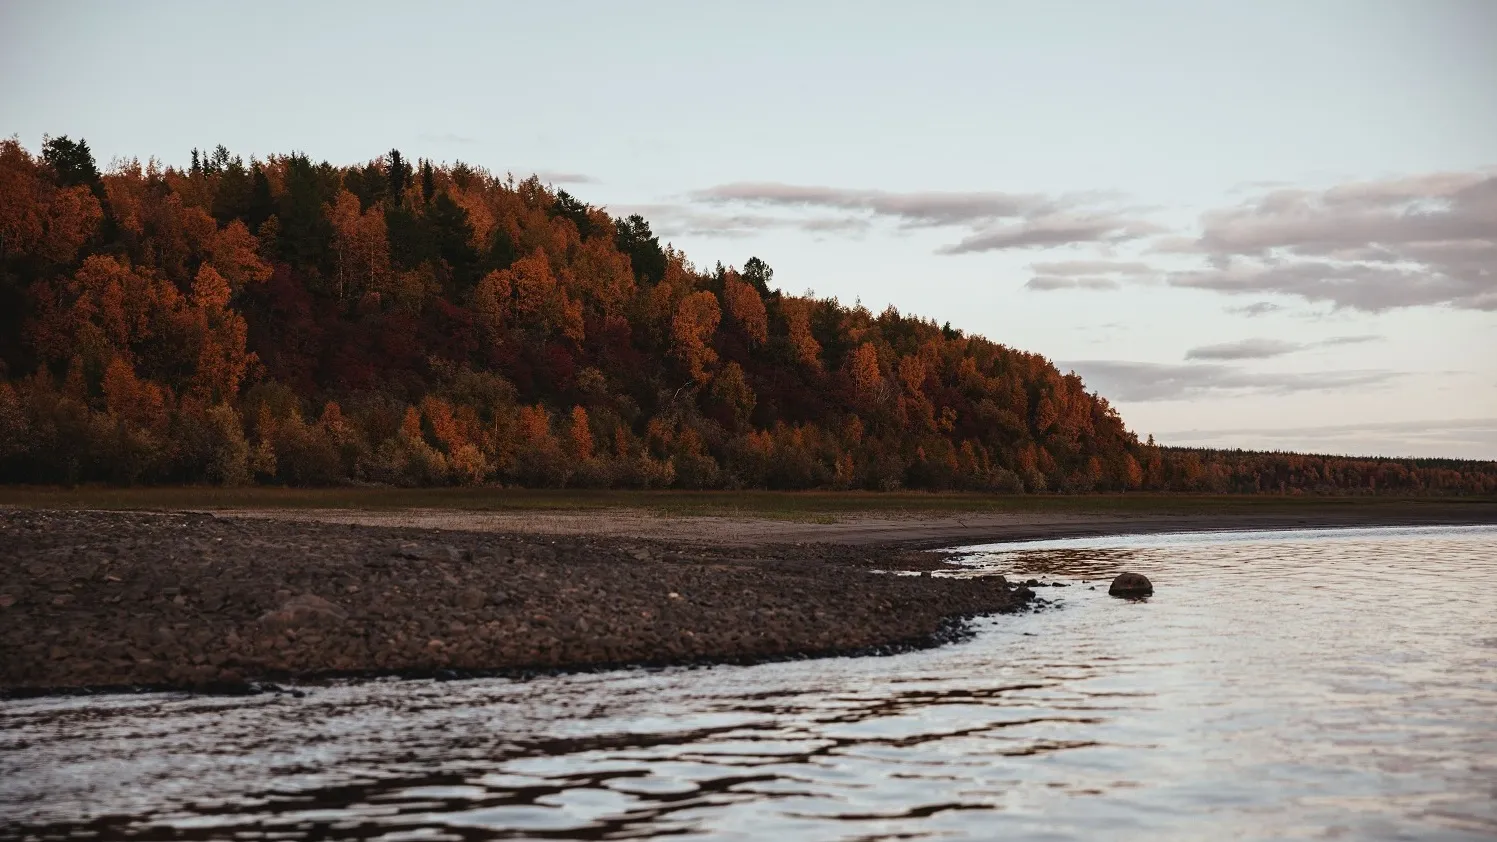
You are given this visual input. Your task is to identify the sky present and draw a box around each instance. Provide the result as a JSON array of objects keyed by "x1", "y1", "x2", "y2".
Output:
[{"x1": 3, "y1": 0, "x2": 1494, "y2": 458}]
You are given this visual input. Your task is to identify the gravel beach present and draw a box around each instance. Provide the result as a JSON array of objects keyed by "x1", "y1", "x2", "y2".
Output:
[
  {"x1": 7, "y1": 499, "x2": 1494, "y2": 696},
  {"x1": 0, "y1": 509, "x2": 1032, "y2": 695}
]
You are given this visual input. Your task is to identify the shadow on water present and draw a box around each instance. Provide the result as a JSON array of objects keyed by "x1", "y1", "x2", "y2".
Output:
[{"x1": 3, "y1": 525, "x2": 1496, "y2": 841}]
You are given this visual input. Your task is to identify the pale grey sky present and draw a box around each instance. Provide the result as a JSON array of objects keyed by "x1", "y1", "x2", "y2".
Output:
[{"x1": 4, "y1": 0, "x2": 1494, "y2": 457}]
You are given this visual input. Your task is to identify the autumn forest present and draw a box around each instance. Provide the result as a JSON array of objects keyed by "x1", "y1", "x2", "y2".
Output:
[{"x1": 1, "y1": 137, "x2": 1492, "y2": 495}]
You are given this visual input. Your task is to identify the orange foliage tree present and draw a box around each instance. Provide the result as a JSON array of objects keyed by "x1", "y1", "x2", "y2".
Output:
[{"x1": 0, "y1": 136, "x2": 1490, "y2": 494}]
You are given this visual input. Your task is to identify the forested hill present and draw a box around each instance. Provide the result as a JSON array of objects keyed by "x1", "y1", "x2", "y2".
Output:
[{"x1": 1, "y1": 138, "x2": 1493, "y2": 495}]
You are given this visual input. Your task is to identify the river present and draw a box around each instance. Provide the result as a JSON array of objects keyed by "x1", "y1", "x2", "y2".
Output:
[{"x1": 3, "y1": 524, "x2": 1494, "y2": 840}]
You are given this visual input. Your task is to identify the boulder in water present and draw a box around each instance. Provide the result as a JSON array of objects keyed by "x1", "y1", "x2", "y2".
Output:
[{"x1": 1108, "y1": 572, "x2": 1153, "y2": 597}]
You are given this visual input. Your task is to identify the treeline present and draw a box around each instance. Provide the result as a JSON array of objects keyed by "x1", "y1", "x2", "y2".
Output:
[
  {"x1": 1148, "y1": 448, "x2": 1495, "y2": 495},
  {"x1": 0, "y1": 137, "x2": 1493, "y2": 495}
]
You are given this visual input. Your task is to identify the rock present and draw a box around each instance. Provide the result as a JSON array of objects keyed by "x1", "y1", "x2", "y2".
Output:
[
  {"x1": 0, "y1": 594, "x2": 13, "y2": 608},
  {"x1": 456, "y1": 588, "x2": 487, "y2": 610},
  {"x1": 259, "y1": 593, "x2": 349, "y2": 628},
  {"x1": 1108, "y1": 572, "x2": 1153, "y2": 597}
]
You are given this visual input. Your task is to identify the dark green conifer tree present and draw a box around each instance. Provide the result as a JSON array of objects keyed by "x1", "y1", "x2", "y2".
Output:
[
  {"x1": 387, "y1": 149, "x2": 409, "y2": 202},
  {"x1": 614, "y1": 214, "x2": 666, "y2": 285},
  {"x1": 420, "y1": 159, "x2": 435, "y2": 204},
  {"x1": 41, "y1": 135, "x2": 101, "y2": 192},
  {"x1": 276, "y1": 153, "x2": 335, "y2": 270},
  {"x1": 428, "y1": 191, "x2": 477, "y2": 290},
  {"x1": 742, "y1": 256, "x2": 775, "y2": 297}
]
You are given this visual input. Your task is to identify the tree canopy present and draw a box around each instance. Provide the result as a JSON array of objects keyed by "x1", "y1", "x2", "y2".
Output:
[{"x1": 0, "y1": 138, "x2": 1492, "y2": 494}]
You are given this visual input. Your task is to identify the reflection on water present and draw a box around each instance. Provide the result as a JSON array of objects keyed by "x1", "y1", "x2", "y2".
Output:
[{"x1": 3, "y1": 525, "x2": 1496, "y2": 841}]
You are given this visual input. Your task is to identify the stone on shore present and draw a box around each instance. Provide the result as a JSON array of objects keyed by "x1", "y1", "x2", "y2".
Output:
[
  {"x1": 259, "y1": 593, "x2": 349, "y2": 628},
  {"x1": 1108, "y1": 572, "x2": 1153, "y2": 597}
]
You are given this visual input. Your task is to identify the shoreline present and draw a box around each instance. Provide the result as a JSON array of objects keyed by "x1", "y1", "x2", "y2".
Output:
[
  {"x1": 4, "y1": 501, "x2": 1494, "y2": 699},
  {"x1": 209, "y1": 499, "x2": 1497, "y2": 550},
  {"x1": 1, "y1": 510, "x2": 1034, "y2": 698},
  {"x1": 0, "y1": 614, "x2": 985, "y2": 701}
]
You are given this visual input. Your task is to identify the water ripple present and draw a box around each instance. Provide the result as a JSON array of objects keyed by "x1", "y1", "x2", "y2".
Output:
[{"x1": 2, "y1": 525, "x2": 1495, "y2": 841}]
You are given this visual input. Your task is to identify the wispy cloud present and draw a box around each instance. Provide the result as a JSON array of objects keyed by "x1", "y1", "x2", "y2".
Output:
[
  {"x1": 940, "y1": 214, "x2": 1162, "y2": 254},
  {"x1": 1183, "y1": 338, "x2": 1304, "y2": 361},
  {"x1": 1184, "y1": 334, "x2": 1379, "y2": 361},
  {"x1": 1226, "y1": 301, "x2": 1285, "y2": 317},
  {"x1": 532, "y1": 171, "x2": 599, "y2": 185},
  {"x1": 1024, "y1": 259, "x2": 1155, "y2": 291},
  {"x1": 680, "y1": 182, "x2": 1155, "y2": 252},
  {"x1": 667, "y1": 167, "x2": 1497, "y2": 314},
  {"x1": 611, "y1": 203, "x2": 869, "y2": 240},
  {"x1": 687, "y1": 183, "x2": 1052, "y2": 227},
  {"x1": 1168, "y1": 170, "x2": 1497, "y2": 311},
  {"x1": 1026, "y1": 276, "x2": 1122, "y2": 291},
  {"x1": 1062, "y1": 359, "x2": 1400, "y2": 402}
]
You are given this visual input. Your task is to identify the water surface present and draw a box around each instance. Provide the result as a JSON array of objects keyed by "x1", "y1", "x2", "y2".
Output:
[{"x1": 3, "y1": 525, "x2": 1495, "y2": 840}]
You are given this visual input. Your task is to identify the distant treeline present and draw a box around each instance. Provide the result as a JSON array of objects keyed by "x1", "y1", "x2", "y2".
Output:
[
  {"x1": 1148, "y1": 448, "x2": 1494, "y2": 495},
  {"x1": 1, "y1": 138, "x2": 1493, "y2": 494}
]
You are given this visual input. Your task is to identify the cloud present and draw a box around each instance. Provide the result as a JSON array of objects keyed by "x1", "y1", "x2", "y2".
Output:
[
  {"x1": 1321, "y1": 334, "x2": 1380, "y2": 347},
  {"x1": 688, "y1": 182, "x2": 1052, "y2": 227},
  {"x1": 1226, "y1": 301, "x2": 1284, "y2": 317},
  {"x1": 941, "y1": 214, "x2": 1162, "y2": 254},
  {"x1": 1169, "y1": 170, "x2": 1497, "y2": 311},
  {"x1": 684, "y1": 181, "x2": 1154, "y2": 252},
  {"x1": 1184, "y1": 338, "x2": 1304, "y2": 361},
  {"x1": 1030, "y1": 260, "x2": 1155, "y2": 276},
  {"x1": 532, "y1": 171, "x2": 599, "y2": 185},
  {"x1": 1154, "y1": 418, "x2": 1497, "y2": 460},
  {"x1": 1024, "y1": 259, "x2": 1155, "y2": 291},
  {"x1": 1168, "y1": 259, "x2": 1492, "y2": 312},
  {"x1": 1026, "y1": 276, "x2": 1121, "y2": 291},
  {"x1": 1184, "y1": 334, "x2": 1379, "y2": 361},
  {"x1": 1061, "y1": 360, "x2": 1400, "y2": 402},
  {"x1": 668, "y1": 167, "x2": 1495, "y2": 304},
  {"x1": 609, "y1": 203, "x2": 868, "y2": 239}
]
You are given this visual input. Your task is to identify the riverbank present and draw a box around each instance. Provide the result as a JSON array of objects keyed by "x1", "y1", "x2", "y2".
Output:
[
  {"x1": 5, "y1": 486, "x2": 1496, "y2": 547},
  {"x1": 0, "y1": 509, "x2": 1033, "y2": 695},
  {"x1": 215, "y1": 498, "x2": 1497, "y2": 549},
  {"x1": 5, "y1": 496, "x2": 1495, "y2": 696}
]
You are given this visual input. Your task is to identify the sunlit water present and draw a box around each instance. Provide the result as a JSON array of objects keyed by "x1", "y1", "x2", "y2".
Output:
[{"x1": 4, "y1": 525, "x2": 1496, "y2": 841}]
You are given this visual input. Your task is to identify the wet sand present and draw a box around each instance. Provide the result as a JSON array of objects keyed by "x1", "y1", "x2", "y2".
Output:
[{"x1": 218, "y1": 499, "x2": 1497, "y2": 548}]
